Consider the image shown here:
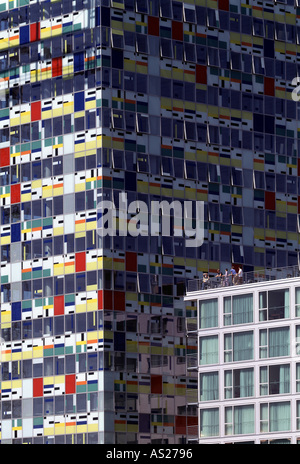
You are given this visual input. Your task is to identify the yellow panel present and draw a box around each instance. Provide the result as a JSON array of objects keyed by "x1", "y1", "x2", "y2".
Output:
[
  {"x1": 1, "y1": 236, "x2": 11, "y2": 245},
  {"x1": 65, "y1": 265, "x2": 75, "y2": 274},
  {"x1": 87, "y1": 424, "x2": 98, "y2": 433},
  {"x1": 53, "y1": 187, "x2": 63, "y2": 196},
  {"x1": 1, "y1": 311, "x2": 11, "y2": 323},
  {"x1": 54, "y1": 263, "x2": 64, "y2": 275},
  {"x1": 86, "y1": 140, "x2": 97, "y2": 150},
  {"x1": 40, "y1": 27, "x2": 51, "y2": 39},
  {"x1": 63, "y1": 101, "x2": 74, "y2": 113},
  {"x1": 87, "y1": 300, "x2": 97, "y2": 311},
  {"x1": 42, "y1": 110, "x2": 52, "y2": 120},
  {"x1": 44, "y1": 427, "x2": 55, "y2": 435},
  {"x1": 33, "y1": 347, "x2": 43, "y2": 358},
  {"x1": 55, "y1": 375, "x2": 65, "y2": 384},
  {"x1": 53, "y1": 227, "x2": 64, "y2": 236},
  {"x1": 52, "y1": 108, "x2": 63, "y2": 117},
  {"x1": 76, "y1": 304, "x2": 86, "y2": 313},
  {"x1": 10, "y1": 117, "x2": 20, "y2": 126},
  {"x1": 66, "y1": 425, "x2": 76, "y2": 434},
  {"x1": 85, "y1": 101, "x2": 96, "y2": 110},
  {"x1": 42, "y1": 186, "x2": 53, "y2": 198},
  {"x1": 54, "y1": 423, "x2": 65, "y2": 435},
  {"x1": 0, "y1": 39, "x2": 9, "y2": 50}
]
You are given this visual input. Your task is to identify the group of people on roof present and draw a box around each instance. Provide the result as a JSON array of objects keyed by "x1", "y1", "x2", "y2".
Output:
[{"x1": 202, "y1": 265, "x2": 243, "y2": 289}]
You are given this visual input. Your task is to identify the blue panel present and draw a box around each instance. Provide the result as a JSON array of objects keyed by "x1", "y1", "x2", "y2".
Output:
[
  {"x1": 12, "y1": 302, "x2": 21, "y2": 321},
  {"x1": 20, "y1": 25, "x2": 30, "y2": 45},
  {"x1": 74, "y1": 52, "x2": 84, "y2": 72},
  {"x1": 11, "y1": 223, "x2": 21, "y2": 242},
  {"x1": 74, "y1": 91, "x2": 84, "y2": 112},
  {"x1": 95, "y1": 6, "x2": 100, "y2": 26}
]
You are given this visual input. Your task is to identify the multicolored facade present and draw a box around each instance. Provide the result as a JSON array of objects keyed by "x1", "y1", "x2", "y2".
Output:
[{"x1": 0, "y1": 0, "x2": 299, "y2": 444}]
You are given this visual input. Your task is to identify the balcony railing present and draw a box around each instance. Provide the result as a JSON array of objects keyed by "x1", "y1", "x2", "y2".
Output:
[
  {"x1": 186, "y1": 317, "x2": 197, "y2": 332},
  {"x1": 187, "y1": 264, "x2": 300, "y2": 293},
  {"x1": 186, "y1": 353, "x2": 198, "y2": 370}
]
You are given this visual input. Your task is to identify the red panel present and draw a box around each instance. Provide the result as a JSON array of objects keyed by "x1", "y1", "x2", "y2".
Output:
[
  {"x1": 11, "y1": 184, "x2": 20, "y2": 204},
  {"x1": 31, "y1": 101, "x2": 41, "y2": 122},
  {"x1": 98, "y1": 290, "x2": 103, "y2": 310},
  {"x1": 52, "y1": 57, "x2": 62, "y2": 77},
  {"x1": 104, "y1": 290, "x2": 113, "y2": 310},
  {"x1": 148, "y1": 16, "x2": 159, "y2": 36},
  {"x1": 172, "y1": 21, "x2": 183, "y2": 41},
  {"x1": 33, "y1": 378, "x2": 43, "y2": 397},
  {"x1": 187, "y1": 416, "x2": 198, "y2": 427},
  {"x1": 114, "y1": 292, "x2": 125, "y2": 311},
  {"x1": 0, "y1": 147, "x2": 10, "y2": 167},
  {"x1": 54, "y1": 295, "x2": 64, "y2": 316},
  {"x1": 196, "y1": 65, "x2": 207, "y2": 84},
  {"x1": 218, "y1": 0, "x2": 229, "y2": 10},
  {"x1": 30, "y1": 22, "x2": 40, "y2": 42},
  {"x1": 187, "y1": 415, "x2": 198, "y2": 435},
  {"x1": 65, "y1": 374, "x2": 76, "y2": 394},
  {"x1": 175, "y1": 416, "x2": 186, "y2": 435},
  {"x1": 264, "y1": 77, "x2": 275, "y2": 96},
  {"x1": 151, "y1": 375, "x2": 162, "y2": 394},
  {"x1": 126, "y1": 252, "x2": 137, "y2": 272},
  {"x1": 75, "y1": 252, "x2": 86, "y2": 272},
  {"x1": 265, "y1": 191, "x2": 275, "y2": 210}
]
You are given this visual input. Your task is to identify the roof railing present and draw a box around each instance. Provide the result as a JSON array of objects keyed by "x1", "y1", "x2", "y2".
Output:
[{"x1": 187, "y1": 264, "x2": 300, "y2": 293}]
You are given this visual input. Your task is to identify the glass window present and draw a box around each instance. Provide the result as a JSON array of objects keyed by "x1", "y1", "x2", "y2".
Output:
[
  {"x1": 200, "y1": 408, "x2": 219, "y2": 437},
  {"x1": 229, "y1": 13, "x2": 240, "y2": 32},
  {"x1": 136, "y1": 34, "x2": 148, "y2": 54},
  {"x1": 224, "y1": 368, "x2": 254, "y2": 399},
  {"x1": 136, "y1": 0, "x2": 148, "y2": 13},
  {"x1": 137, "y1": 114, "x2": 149, "y2": 133},
  {"x1": 160, "y1": 0, "x2": 172, "y2": 18},
  {"x1": 199, "y1": 298, "x2": 218, "y2": 329},
  {"x1": 296, "y1": 365, "x2": 300, "y2": 393},
  {"x1": 296, "y1": 401, "x2": 300, "y2": 430},
  {"x1": 137, "y1": 154, "x2": 149, "y2": 173},
  {"x1": 225, "y1": 405, "x2": 254, "y2": 436},
  {"x1": 253, "y1": 18, "x2": 264, "y2": 37},
  {"x1": 223, "y1": 294, "x2": 253, "y2": 326},
  {"x1": 138, "y1": 274, "x2": 150, "y2": 293},
  {"x1": 161, "y1": 157, "x2": 173, "y2": 177},
  {"x1": 200, "y1": 372, "x2": 219, "y2": 402},
  {"x1": 275, "y1": 23, "x2": 286, "y2": 41},
  {"x1": 259, "y1": 327, "x2": 290, "y2": 358},
  {"x1": 112, "y1": 109, "x2": 124, "y2": 130},
  {"x1": 259, "y1": 364, "x2": 290, "y2": 396},
  {"x1": 224, "y1": 331, "x2": 253, "y2": 362},
  {"x1": 199, "y1": 335, "x2": 218, "y2": 365},
  {"x1": 185, "y1": 121, "x2": 196, "y2": 140},
  {"x1": 161, "y1": 117, "x2": 172, "y2": 137},
  {"x1": 260, "y1": 402, "x2": 290, "y2": 433},
  {"x1": 185, "y1": 161, "x2": 197, "y2": 180},
  {"x1": 296, "y1": 288, "x2": 300, "y2": 317},
  {"x1": 125, "y1": 112, "x2": 136, "y2": 131},
  {"x1": 160, "y1": 38, "x2": 173, "y2": 58},
  {"x1": 259, "y1": 289, "x2": 289, "y2": 321}
]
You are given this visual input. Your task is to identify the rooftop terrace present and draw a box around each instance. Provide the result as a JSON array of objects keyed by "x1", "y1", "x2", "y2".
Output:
[{"x1": 187, "y1": 264, "x2": 300, "y2": 294}]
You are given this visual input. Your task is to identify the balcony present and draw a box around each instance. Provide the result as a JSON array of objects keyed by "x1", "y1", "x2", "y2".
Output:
[{"x1": 187, "y1": 264, "x2": 300, "y2": 294}]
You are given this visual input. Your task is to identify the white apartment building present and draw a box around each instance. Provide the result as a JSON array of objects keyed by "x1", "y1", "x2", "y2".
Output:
[{"x1": 185, "y1": 270, "x2": 300, "y2": 444}]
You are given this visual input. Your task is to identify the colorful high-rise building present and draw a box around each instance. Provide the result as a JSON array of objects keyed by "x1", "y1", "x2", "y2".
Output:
[{"x1": 0, "y1": 0, "x2": 299, "y2": 444}]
